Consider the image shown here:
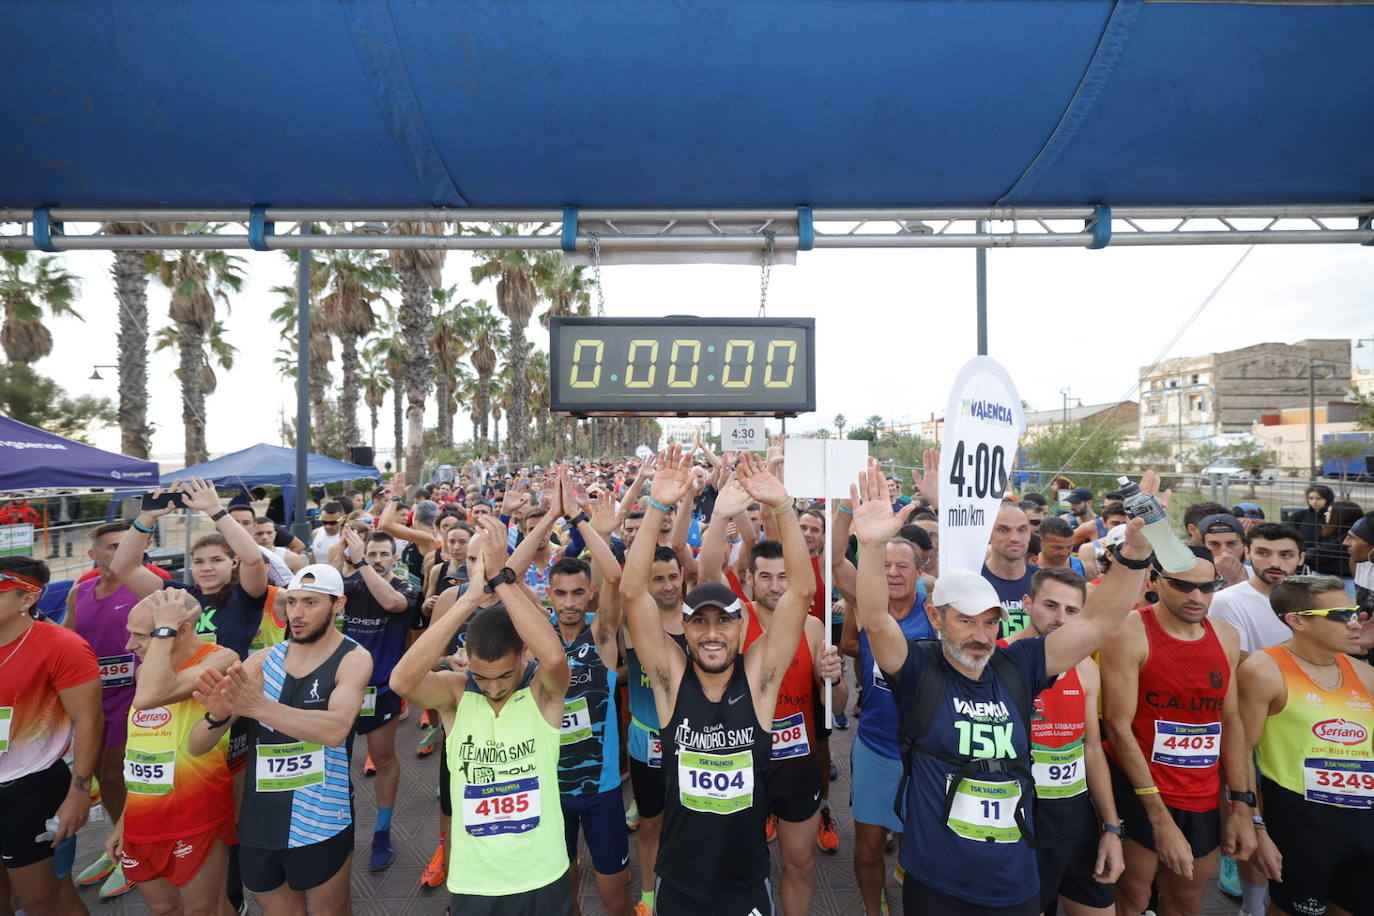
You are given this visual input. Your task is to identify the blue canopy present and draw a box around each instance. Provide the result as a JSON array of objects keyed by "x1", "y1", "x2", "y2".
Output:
[
  {"x1": 0, "y1": 416, "x2": 158, "y2": 490},
  {"x1": 3, "y1": 0, "x2": 1371, "y2": 209},
  {"x1": 162, "y1": 443, "x2": 380, "y2": 523}
]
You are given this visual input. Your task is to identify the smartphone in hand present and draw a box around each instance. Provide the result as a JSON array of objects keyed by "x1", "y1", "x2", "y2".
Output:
[{"x1": 141, "y1": 491, "x2": 184, "y2": 512}]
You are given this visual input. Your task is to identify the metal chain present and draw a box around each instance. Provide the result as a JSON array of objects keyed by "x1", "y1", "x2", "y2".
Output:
[
  {"x1": 758, "y1": 229, "x2": 775, "y2": 317},
  {"x1": 588, "y1": 231, "x2": 606, "y2": 316}
]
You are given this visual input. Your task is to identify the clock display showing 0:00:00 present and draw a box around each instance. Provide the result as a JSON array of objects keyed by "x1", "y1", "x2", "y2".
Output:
[{"x1": 566, "y1": 336, "x2": 801, "y2": 392}]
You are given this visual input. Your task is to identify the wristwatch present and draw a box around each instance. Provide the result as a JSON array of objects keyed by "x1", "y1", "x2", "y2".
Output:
[
  {"x1": 351, "y1": 558, "x2": 368, "y2": 571},
  {"x1": 1109, "y1": 543, "x2": 1152, "y2": 570},
  {"x1": 150, "y1": 626, "x2": 177, "y2": 639},
  {"x1": 209, "y1": 508, "x2": 229, "y2": 522},
  {"x1": 1101, "y1": 822, "x2": 1124, "y2": 838},
  {"x1": 1227, "y1": 788, "x2": 1257, "y2": 807},
  {"x1": 203, "y1": 710, "x2": 231, "y2": 729},
  {"x1": 568, "y1": 512, "x2": 590, "y2": 528},
  {"x1": 484, "y1": 567, "x2": 517, "y2": 594}
]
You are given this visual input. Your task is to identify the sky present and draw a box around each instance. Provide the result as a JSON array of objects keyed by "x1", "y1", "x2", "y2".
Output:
[{"x1": 30, "y1": 238, "x2": 1374, "y2": 465}]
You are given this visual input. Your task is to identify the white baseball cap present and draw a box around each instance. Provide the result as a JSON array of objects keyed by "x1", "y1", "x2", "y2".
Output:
[
  {"x1": 287, "y1": 564, "x2": 345, "y2": 597},
  {"x1": 930, "y1": 568, "x2": 1007, "y2": 621}
]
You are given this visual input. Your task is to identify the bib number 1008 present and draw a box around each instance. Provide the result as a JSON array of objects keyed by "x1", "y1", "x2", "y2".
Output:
[{"x1": 948, "y1": 442, "x2": 1008, "y2": 500}]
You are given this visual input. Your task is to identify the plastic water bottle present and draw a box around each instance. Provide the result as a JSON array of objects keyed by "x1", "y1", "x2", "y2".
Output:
[{"x1": 1116, "y1": 475, "x2": 1196, "y2": 573}]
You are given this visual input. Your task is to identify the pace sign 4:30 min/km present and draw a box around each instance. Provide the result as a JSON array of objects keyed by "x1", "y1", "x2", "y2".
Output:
[{"x1": 549, "y1": 317, "x2": 816, "y2": 417}]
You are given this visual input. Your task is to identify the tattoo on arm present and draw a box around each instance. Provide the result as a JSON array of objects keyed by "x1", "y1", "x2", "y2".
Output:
[{"x1": 73, "y1": 774, "x2": 92, "y2": 791}]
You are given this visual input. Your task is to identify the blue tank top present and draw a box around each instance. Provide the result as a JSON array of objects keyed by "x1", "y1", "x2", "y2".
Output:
[
  {"x1": 626, "y1": 634, "x2": 687, "y2": 765},
  {"x1": 557, "y1": 623, "x2": 620, "y2": 795},
  {"x1": 857, "y1": 580, "x2": 931, "y2": 758}
]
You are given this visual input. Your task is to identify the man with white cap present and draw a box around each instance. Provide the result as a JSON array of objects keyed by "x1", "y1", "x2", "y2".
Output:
[
  {"x1": 188, "y1": 563, "x2": 372, "y2": 916},
  {"x1": 850, "y1": 461, "x2": 1158, "y2": 915}
]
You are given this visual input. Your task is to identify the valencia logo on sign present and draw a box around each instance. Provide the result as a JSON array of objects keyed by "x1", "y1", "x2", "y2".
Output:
[
  {"x1": 131, "y1": 707, "x2": 172, "y2": 730},
  {"x1": 1312, "y1": 717, "x2": 1368, "y2": 746}
]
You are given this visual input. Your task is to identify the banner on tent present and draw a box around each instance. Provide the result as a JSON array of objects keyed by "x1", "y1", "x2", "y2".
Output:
[{"x1": 937, "y1": 358, "x2": 1025, "y2": 575}]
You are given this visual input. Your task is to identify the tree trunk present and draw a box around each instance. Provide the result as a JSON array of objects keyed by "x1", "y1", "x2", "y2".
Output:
[
  {"x1": 436, "y1": 377, "x2": 454, "y2": 448},
  {"x1": 309, "y1": 363, "x2": 329, "y2": 454},
  {"x1": 476, "y1": 374, "x2": 491, "y2": 452},
  {"x1": 112, "y1": 250, "x2": 152, "y2": 458},
  {"x1": 337, "y1": 332, "x2": 360, "y2": 454},
  {"x1": 368, "y1": 402, "x2": 379, "y2": 451},
  {"x1": 392, "y1": 386, "x2": 403, "y2": 472},
  {"x1": 508, "y1": 325, "x2": 529, "y2": 461},
  {"x1": 492, "y1": 415, "x2": 501, "y2": 452},
  {"x1": 399, "y1": 269, "x2": 432, "y2": 474},
  {"x1": 177, "y1": 322, "x2": 208, "y2": 464}
]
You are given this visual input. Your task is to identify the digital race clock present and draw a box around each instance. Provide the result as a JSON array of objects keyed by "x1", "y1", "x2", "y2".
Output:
[{"x1": 549, "y1": 317, "x2": 816, "y2": 417}]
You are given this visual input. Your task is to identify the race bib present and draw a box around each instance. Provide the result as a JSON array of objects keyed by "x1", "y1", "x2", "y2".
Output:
[
  {"x1": 678, "y1": 750, "x2": 754, "y2": 815},
  {"x1": 360, "y1": 687, "x2": 377, "y2": 716},
  {"x1": 561, "y1": 696, "x2": 593, "y2": 745},
  {"x1": 1032, "y1": 742, "x2": 1087, "y2": 798},
  {"x1": 1303, "y1": 757, "x2": 1374, "y2": 808},
  {"x1": 946, "y1": 776, "x2": 1022, "y2": 843},
  {"x1": 1151, "y1": 721, "x2": 1220, "y2": 768},
  {"x1": 648, "y1": 733, "x2": 663, "y2": 769},
  {"x1": 462, "y1": 776, "x2": 541, "y2": 836},
  {"x1": 98, "y1": 654, "x2": 136, "y2": 689},
  {"x1": 255, "y1": 741, "x2": 324, "y2": 792},
  {"x1": 124, "y1": 747, "x2": 175, "y2": 795},
  {"x1": 771, "y1": 712, "x2": 810, "y2": 760},
  {"x1": 872, "y1": 659, "x2": 892, "y2": 693},
  {"x1": 0, "y1": 706, "x2": 13, "y2": 752}
]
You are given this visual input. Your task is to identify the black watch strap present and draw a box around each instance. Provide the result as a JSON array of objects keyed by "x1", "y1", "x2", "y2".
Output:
[
  {"x1": 484, "y1": 567, "x2": 516, "y2": 594},
  {"x1": 209, "y1": 508, "x2": 229, "y2": 522},
  {"x1": 150, "y1": 626, "x2": 177, "y2": 639},
  {"x1": 1101, "y1": 822, "x2": 1124, "y2": 837},
  {"x1": 1227, "y1": 789, "x2": 1257, "y2": 806},
  {"x1": 203, "y1": 710, "x2": 231, "y2": 729},
  {"x1": 569, "y1": 512, "x2": 590, "y2": 528},
  {"x1": 1110, "y1": 543, "x2": 1153, "y2": 570},
  {"x1": 351, "y1": 558, "x2": 368, "y2": 570}
]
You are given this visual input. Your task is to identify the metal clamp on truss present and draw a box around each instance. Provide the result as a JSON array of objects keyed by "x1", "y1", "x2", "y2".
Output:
[
  {"x1": 1086, "y1": 204, "x2": 1111, "y2": 249},
  {"x1": 248, "y1": 206, "x2": 275, "y2": 252},
  {"x1": 32, "y1": 207, "x2": 62, "y2": 253}
]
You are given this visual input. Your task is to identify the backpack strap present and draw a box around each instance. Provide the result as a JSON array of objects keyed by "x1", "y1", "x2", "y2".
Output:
[{"x1": 893, "y1": 640, "x2": 946, "y2": 820}]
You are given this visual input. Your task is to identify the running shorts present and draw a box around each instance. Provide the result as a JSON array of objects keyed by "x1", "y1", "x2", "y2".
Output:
[
  {"x1": 0, "y1": 760, "x2": 71, "y2": 868},
  {"x1": 240, "y1": 826, "x2": 353, "y2": 894},
  {"x1": 1262, "y1": 777, "x2": 1374, "y2": 916},
  {"x1": 562, "y1": 789, "x2": 630, "y2": 876},
  {"x1": 121, "y1": 819, "x2": 235, "y2": 888}
]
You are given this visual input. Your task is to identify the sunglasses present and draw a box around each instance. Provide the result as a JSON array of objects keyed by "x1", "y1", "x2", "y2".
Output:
[
  {"x1": 321, "y1": 519, "x2": 341, "y2": 526},
  {"x1": 1286, "y1": 607, "x2": 1366, "y2": 624},
  {"x1": 1158, "y1": 574, "x2": 1225, "y2": 595}
]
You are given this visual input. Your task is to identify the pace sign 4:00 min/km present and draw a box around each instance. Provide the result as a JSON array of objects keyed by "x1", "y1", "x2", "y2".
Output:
[{"x1": 549, "y1": 317, "x2": 816, "y2": 417}]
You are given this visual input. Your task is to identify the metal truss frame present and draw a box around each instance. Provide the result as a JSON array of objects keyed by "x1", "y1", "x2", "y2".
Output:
[{"x1": 2, "y1": 204, "x2": 1372, "y2": 252}]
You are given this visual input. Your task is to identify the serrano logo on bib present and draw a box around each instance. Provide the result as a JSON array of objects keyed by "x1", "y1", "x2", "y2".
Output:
[
  {"x1": 132, "y1": 707, "x2": 172, "y2": 729},
  {"x1": 1313, "y1": 718, "x2": 1369, "y2": 746}
]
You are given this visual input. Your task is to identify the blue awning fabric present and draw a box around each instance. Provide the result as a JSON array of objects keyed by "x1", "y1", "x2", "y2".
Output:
[{"x1": 3, "y1": 0, "x2": 1371, "y2": 210}]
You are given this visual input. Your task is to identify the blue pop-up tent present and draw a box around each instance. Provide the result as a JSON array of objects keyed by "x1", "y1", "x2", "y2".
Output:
[
  {"x1": 162, "y1": 443, "x2": 380, "y2": 524},
  {"x1": 0, "y1": 416, "x2": 158, "y2": 490}
]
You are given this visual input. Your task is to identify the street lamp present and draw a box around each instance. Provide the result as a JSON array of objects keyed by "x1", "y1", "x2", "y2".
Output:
[
  {"x1": 1060, "y1": 388, "x2": 1081, "y2": 424},
  {"x1": 1308, "y1": 358, "x2": 1343, "y2": 479},
  {"x1": 88, "y1": 364, "x2": 117, "y2": 380}
]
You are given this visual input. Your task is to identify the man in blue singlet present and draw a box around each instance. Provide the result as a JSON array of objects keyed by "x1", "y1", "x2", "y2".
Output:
[{"x1": 189, "y1": 564, "x2": 372, "y2": 916}]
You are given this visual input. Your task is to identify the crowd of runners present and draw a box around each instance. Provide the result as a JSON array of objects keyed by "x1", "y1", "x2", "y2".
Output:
[{"x1": 1, "y1": 440, "x2": 1372, "y2": 916}]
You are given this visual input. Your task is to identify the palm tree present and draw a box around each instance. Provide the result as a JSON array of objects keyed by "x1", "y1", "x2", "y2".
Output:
[
  {"x1": 864, "y1": 415, "x2": 884, "y2": 439},
  {"x1": 472, "y1": 246, "x2": 542, "y2": 463},
  {"x1": 467, "y1": 300, "x2": 505, "y2": 453},
  {"x1": 357, "y1": 354, "x2": 390, "y2": 452},
  {"x1": 526, "y1": 346, "x2": 550, "y2": 453},
  {"x1": 103, "y1": 224, "x2": 166, "y2": 459},
  {"x1": 833, "y1": 414, "x2": 848, "y2": 439},
  {"x1": 270, "y1": 291, "x2": 335, "y2": 454},
  {"x1": 153, "y1": 318, "x2": 238, "y2": 405},
  {"x1": 534, "y1": 254, "x2": 591, "y2": 458},
  {"x1": 0, "y1": 251, "x2": 81, "y2": 365},
  {"x1": 153, "y1": 248, "x2": 244, "y2": 464},
  {"x1": 317, "y1": 245, "x2": 395, "y2": 454},
  {"x1": 430, "y1": 287, "x2": 477, "y2": 449},
  {"x1": 387, "y1": 223, "x2": 446, "y2": 474},
  {"x1": 363, "y1": 310, "x2": 407, "y2": 470}
]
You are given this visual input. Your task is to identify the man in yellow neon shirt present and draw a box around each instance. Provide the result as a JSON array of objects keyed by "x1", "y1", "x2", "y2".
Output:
[{"x1": 1238, "y1": 574, "x2": 1374, "y2": 916}]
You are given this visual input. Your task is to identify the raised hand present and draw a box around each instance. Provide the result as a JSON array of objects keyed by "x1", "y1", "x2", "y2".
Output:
[
  {"x1": 735, "y1": 452, "x2": 789, "y2": 510},
  {"x1": 766, "y1": 434, "x2": 786, "y2": 477},
  {"x1": 180, "y1": 476, "x2": 223, "y2": 516},
  {"x1": 713, "y1": 475, "x2": 752, "y2": 519},
  {"x1": 1138, "y1": 468, "x2": 1173, "y2": 509},
  {"x1": 500, "y1": 481, "x2": 530, "y2": 516},
  {"x1": 851, "y1": 458, "x2": 916, "y2": 546},
  {"x1": 911, "y1": 448, "x2": 940, "y2": 508},
  {"x1": 219, "y1": 662, "x2": 266, "y2": 718},
  {"x1": 142, "y1": 480, "x2": 184, "y2": 520},
  {"x1": 587, "y1": 489, "x2": 619, "y2": 537},
  {"x1": 474, "y1": 516, "x2": 509, "y2": 575},
  {"x1": 193, "y1": 668, "x2": 232, "y2": 720},
  {"x1": 342, "y1": 527, "x2": 365, "y2": 564},
  {"x1": 648, "y1": 443, "x2": 692, "y2": 508}
]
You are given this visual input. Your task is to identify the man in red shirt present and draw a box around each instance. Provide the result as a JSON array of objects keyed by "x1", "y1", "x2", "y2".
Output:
[{"x1": 1100, "y1": 546, "x2": 1256, "y2": 914}]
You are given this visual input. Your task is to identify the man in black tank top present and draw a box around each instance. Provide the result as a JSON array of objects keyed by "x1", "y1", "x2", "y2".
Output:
[
  {"x1": 190, "y1": 564, "x2": 372, "y2": 916},
  {"x1": 621, "y1": 446, "x2": 817, "y2": 916}
]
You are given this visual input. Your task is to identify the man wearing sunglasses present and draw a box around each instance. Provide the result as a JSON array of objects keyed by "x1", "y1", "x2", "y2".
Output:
[
  {"x1": 1238, "y1": 575, "x2": 1374, "y2": 916},
  {"x1": 1100, "y1": 545, "x2": 1255, "y2": 916},
  {"x1": 309, "y1": 502, "x2": 345, "y2": 564}
]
